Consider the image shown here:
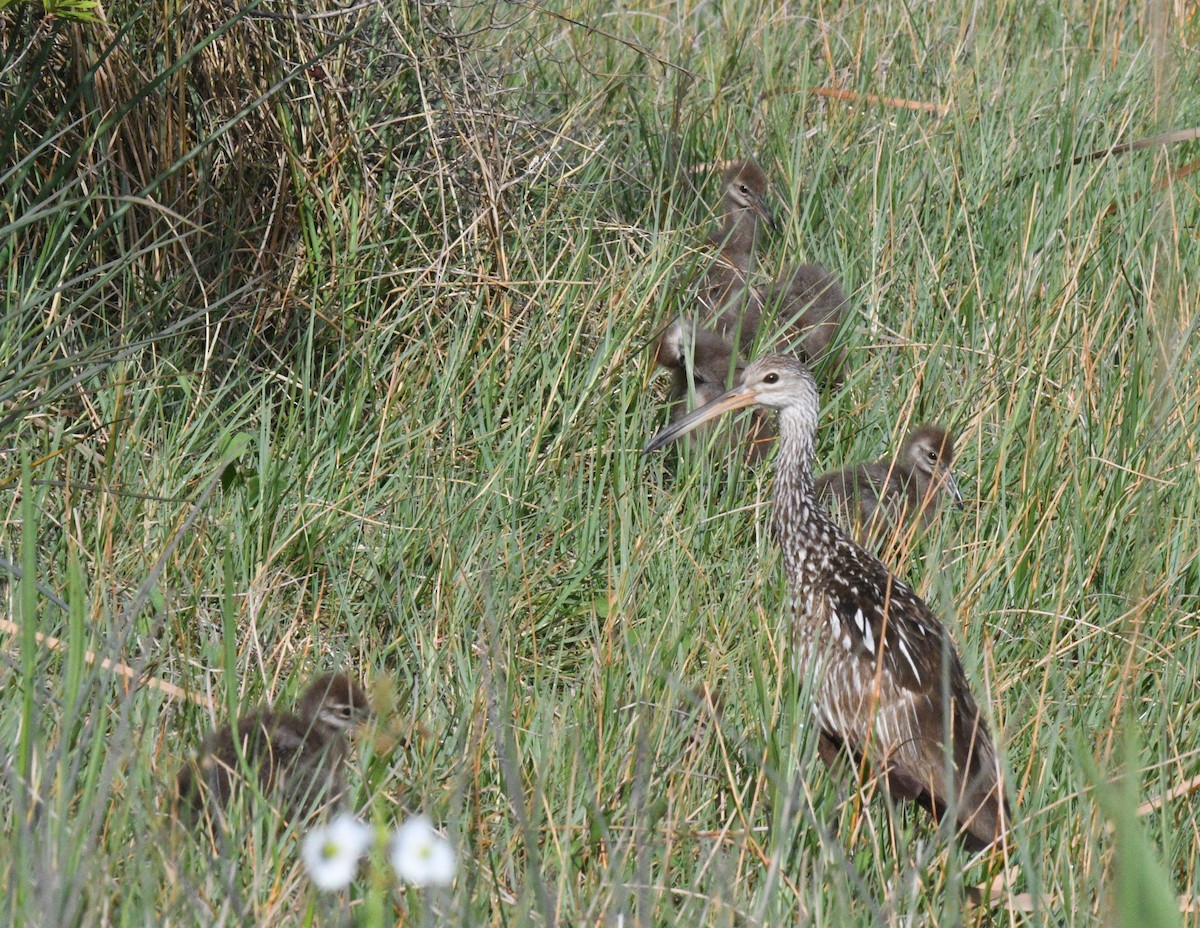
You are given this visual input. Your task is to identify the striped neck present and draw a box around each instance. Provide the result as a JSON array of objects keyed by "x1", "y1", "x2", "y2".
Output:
[{"x1": 772, "y1": 406, "x2": 840, "y2": 583}]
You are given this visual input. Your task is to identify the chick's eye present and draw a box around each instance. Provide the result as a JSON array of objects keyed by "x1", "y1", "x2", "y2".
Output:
[
  {"x1": 339, "y1": 706, "x2": 353, "y2": 717},
  {"x1": 763, "y1": 372, "x2": 779, "y2": 385},
  {"x1": 927, "y1": 451, "x2": 938, "y2": 461},
  {"x1": 739, "y1": 184, "x2": 749, "y2": 194}
]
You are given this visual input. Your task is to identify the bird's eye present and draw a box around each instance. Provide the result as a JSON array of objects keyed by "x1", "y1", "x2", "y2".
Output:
[
  {"x1": 927, "y1": 451, "x2": 938, "y2": 462},
  {"x1": 739, "y1": 184, "x2": 749, "y2": 194},
  {"x1": 339, "y1": 706, "x2": 353, "y2": 718},
  {"x1": 763, "y1": 372, "x2": 779, "y2": 385}
]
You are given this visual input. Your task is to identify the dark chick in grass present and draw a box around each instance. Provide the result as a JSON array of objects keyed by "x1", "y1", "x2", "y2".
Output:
[{"x1": 177, "y1": 673, "x2": 372, "y2": 825}]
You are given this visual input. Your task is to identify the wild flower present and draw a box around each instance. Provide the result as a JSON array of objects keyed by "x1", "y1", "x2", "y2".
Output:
[
  {"x1": 301, "y1": 813, "x2": 374, "y2": 891},
  {"x1": 388, "y1": 815, "x2": 456, "y2": 887}
]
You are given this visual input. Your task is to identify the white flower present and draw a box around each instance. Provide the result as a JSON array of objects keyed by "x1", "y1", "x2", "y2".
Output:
[
  {"x1": 389, "y1": 815, "x2": 457, "y2": 887},
  {"x1": 301, "y1": 813, "x2": 374, "y2": 891}
]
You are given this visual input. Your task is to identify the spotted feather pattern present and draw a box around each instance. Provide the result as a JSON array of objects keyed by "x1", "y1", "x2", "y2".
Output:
[
  {"x1": 643, "y1": 355, "x2": 1008, "y2": 849},
  {"x1": 770, "y1": 396, "x2": 1007, "y2": 851}
]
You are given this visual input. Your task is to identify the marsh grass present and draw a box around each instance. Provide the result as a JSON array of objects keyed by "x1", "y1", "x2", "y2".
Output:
[{"x1": 2, "y1": 0, "x2": 1199, "y2": 924}]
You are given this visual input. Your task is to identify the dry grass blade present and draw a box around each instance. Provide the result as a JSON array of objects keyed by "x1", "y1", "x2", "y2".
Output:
[
  {"x1": 1011, "y1": 125, "x2": 1200, "y2": 186},
  {"x1": 759, "y1": 84, "x2": 949, "y2": 117},
  {"x1": 809, "y1": 86, "x2": 949, "y2": 117},
  {"x1": 1137, "y1": 772, "x2": 1200, "y2": 817},
  {"x1": 1069, "y1": 126, "x2": 1200, "y2": 165},
  {"x1": 0, "y1": 617, "x2": 211, "y2": 708}
]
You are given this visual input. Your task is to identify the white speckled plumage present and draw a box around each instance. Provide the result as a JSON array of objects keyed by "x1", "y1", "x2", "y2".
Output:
[{"x1": 644, "y1": 354, "x2": 1009, "y2": 851}]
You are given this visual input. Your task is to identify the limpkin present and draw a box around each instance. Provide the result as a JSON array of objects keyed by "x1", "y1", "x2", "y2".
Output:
[
  {"x1": 692, "y1": 158, "x2": 775, "y2": 347},
  {"x1": 651, "y1": 317, "x2": 774, "y2": 464},
  {"x1": 648, "y1": 160, "x2": 775, "y2": 462},
  {"x1": 643, "y1": 355, "x2": 1008, "y2": 850},
  {"x1": 766, "y1": 262, "x2": 850, "y2": 379},
  {"x1": 177, "y1": 672, "x2": 372, "y2": 823},
  {"x1": 816, "y1": 424, "x2": 965, "y2": 549}
]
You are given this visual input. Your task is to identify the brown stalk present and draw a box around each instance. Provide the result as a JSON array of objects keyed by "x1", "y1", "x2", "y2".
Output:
[
  {"x1": 809, "y1": 86, "x2": 949, "y2": 117},
  {"x1": 759, "y1": 84, "x2": 949, "y2": 117},
  {"x1": 0, "y1": 617, "x2": 211, "y2": 709}
]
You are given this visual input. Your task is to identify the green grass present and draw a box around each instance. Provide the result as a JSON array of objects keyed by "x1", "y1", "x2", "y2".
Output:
[{"x1": 2, "y1": 0, "x2": 1199, "y2": 924}]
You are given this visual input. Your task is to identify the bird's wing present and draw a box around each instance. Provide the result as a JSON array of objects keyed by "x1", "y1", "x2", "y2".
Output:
[
  {"x1": 815, "y1": 539, "x2": 1008, "y2": 848},
  {"x1": 824, "y1": 556, "x2": 1007, "y2": 841},
  {"x1": 823, "y1": 558, "x2": 951, "y2": 695}
]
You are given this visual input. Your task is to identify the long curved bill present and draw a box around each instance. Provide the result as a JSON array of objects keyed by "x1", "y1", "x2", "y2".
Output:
[
  {"x1": 642, "y1": 384, "x2": 760, "y2": 455},
  {"x1": 939, "y1": 466, "x2": 965, "y2": 509},
  {"x1": 753, "y1": 195, "x2": 778, "y2": 232}
]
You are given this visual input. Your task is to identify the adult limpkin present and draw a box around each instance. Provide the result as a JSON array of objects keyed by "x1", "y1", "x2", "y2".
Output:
[{"x1": 643, "y1": 355, "x2": 1008, "y2": 850}]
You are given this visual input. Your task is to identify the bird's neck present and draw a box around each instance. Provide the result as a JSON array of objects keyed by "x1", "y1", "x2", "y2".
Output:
[
  {"x1": 888, "y1": 455, "x2": 919, "y2": 485},
  {"x1": 772, "y1": 408, "x2": 839, "y2": 582},
  {"x1": 713, "y1": 209, "x2": 758, "y2": 269}
]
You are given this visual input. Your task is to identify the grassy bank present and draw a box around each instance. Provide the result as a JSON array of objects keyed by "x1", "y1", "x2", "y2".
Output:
[{"x1": 1, "y1": 0, "x2": 1198, "y2": 924}]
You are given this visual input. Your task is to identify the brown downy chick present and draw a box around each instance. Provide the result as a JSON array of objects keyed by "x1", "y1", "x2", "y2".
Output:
[
  {"x1": 708, "y1": 160, "x2": 775, "y2": 274},
  {"x1": 694, "y1": 159, "x2": 776, "y2": 347},
  {"x1": 176, "y1": 672, "x2": 372, "y2": 825},
  {"x1": 651, "y1": 318, "x2": 774, "y2": 465},
  {"x1": 815, "y1": 425, "x2": 964, "y2": 548},
  {"x1": 766, "y1": 262, "x2": 850, "y2": 380}
]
